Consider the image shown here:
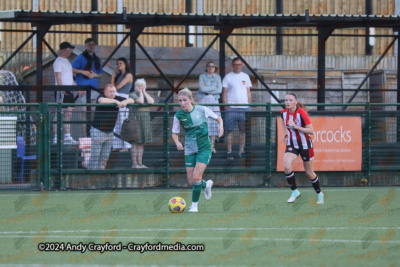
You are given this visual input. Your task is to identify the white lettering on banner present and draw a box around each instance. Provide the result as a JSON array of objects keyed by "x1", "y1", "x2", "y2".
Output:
[{"x1": 312, "y1": 127, "x2": 351, "y2": 143}]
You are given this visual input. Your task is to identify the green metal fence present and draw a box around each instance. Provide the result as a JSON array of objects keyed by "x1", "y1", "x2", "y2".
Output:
[{"x1": 0, "y1": 103, "x2": 399, "y2": 190}]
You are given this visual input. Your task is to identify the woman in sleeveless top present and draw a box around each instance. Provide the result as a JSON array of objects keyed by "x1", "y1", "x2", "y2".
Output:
[{"x1": 111, "y1": 57, "x2": 133, "y2": 152}]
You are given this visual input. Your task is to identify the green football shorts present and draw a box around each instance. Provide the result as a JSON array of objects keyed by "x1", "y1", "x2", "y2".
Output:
[{"x1": 185, "y1": 149, "x2": 212, "y2": 167}]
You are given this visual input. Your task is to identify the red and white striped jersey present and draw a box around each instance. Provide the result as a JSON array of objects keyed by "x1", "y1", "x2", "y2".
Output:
[{"x1": 281, "y1": 107, "x2": 313, "y2": 149}]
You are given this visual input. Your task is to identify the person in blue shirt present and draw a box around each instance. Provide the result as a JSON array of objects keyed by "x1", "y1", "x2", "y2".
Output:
[
  {"x1": 72, "y1": 37, "x2": 104, "y2": 101},
  {"x1": 72, "y1": 38, "x2": 104, "y2": 136}
]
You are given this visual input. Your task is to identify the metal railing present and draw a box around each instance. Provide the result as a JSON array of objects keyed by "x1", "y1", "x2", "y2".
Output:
[{"x1": 0, "y1": 103, "x2": 398, "y2": 190}]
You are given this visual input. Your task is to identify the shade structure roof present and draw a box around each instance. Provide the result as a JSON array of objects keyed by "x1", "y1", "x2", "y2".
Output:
[{"x1": 0, "y1": 10, "x2": 399, "y2": 29}]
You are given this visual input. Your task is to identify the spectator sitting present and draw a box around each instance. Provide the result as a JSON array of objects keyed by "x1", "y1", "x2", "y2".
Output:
[
  {"x1": 129, "y1": 78, "x2": 154, "y2": 169},
  {"x1": 88, "y1": 84, "x2": 134, "y2": 170}
]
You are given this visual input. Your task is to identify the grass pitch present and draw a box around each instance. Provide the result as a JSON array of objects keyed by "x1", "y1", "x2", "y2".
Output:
[{"x1": 0, "y1": 187, "x2": 399, "y2": 266}]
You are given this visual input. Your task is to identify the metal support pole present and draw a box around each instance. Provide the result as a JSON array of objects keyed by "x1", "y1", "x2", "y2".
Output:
[
  {"x1": 163, "y1": 35, "x2": 219, "y2": 103},
  {"x1": 164, "y1": 103, "x2": 170, "y2": 188},
  {"x1": 129, "y1": 27, "x2": 145, "y2": 82},
  {"x1": 317, "y1": 28, "x2": 334, "y2": 111},
  {"x1": 136, "y1": 40, "x2": 175, "y2": 93},
  {"x1": 43, "y1": 38, "x2": 58, "y2": 58},
  {"x1": 0, "y1": 32, "x2": 35, "y2": 70},
  {"x1": 175, "y1": 36, "x2": 219, "y2": 91},
  {"x1": 102, "y1": 33, "x2": 130, "y2": 68},
  {"x1": 39, "y1": 103, "x2": 50, "y2": 190},
  {"x1": 397, "y1": 32, "x2": 400, "y2": 142},
  {"x1": 343, "y1": 37, "x2": 397, "y2": 110},
  {"x1": 36, "y1": 24, "x2": 51, "y2": 103},
  {"x1": 276, "y1": 0, "x2": 283, "y2": 55},
  {"x1": 365, "y1": 0, "x2": 373, "y2": 55},
  {"x1": 185, "y1": 0, "x2": 193, "y2": 47},
  {"x1": 219, "y1": 28, "x2": 233, "y2": 82},
  {"x1": 225, "y1": 40, "x2": 281, "y2": 103},
  {"x1": 91, "y1": 0, "x2": 98, "y2": 44}
]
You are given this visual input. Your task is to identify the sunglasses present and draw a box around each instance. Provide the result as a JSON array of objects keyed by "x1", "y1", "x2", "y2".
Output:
[{"x1": 207, "y1": 65, "x2": 216, "y2": 68}]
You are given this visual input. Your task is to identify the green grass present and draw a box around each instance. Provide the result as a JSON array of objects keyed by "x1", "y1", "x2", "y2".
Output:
[{"x1": 0, "y1": 187, "x2": 399, "y2": 266}]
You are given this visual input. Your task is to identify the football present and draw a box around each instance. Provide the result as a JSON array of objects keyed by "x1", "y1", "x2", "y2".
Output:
[{"x1": 168, "y1": 197, "x2": 186, "y2": 213}]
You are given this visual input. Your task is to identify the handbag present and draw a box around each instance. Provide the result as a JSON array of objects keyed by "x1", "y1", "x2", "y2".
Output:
[{"x1": 119, "y1": 118, "x2": 139, "y2": 143}]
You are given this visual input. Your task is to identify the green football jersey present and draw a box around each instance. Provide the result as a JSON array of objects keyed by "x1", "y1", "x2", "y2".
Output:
[{"x1": 172, "y1": 105, "x2": 218, "y2": 155}]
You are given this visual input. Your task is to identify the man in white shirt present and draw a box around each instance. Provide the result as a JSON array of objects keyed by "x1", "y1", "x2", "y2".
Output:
[
  {"x1": 53, "y1": 42, "x2": 84, "y2": 145},
  {"x1": 222, "y1": 57, "x2": 252, "y2": 159}
]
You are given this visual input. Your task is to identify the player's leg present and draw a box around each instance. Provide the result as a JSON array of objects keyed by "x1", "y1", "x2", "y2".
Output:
[
  {"x1": 303, "y1": 159, "x2": 324, "y2": 204},
  {"x1": 284, "y1": 151, "x2": 301, "y2": 203},
  {"x1": 186, "y1": 167, "x2": 195, "y2": 186},
  {"x1": 189, "y1": 162, "x2": 208, "y2": 212}
]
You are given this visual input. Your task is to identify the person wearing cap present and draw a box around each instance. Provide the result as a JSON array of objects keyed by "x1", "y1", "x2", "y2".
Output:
[
  {"x1": 53, "y1": 41, "x2": 83, "y2": 145},
  {"x1": 71, "y1": 37, "x2": 104, "y2": 103},
  {"x1": 71, "y1": 38, "x2": 104, "y2": 137}
]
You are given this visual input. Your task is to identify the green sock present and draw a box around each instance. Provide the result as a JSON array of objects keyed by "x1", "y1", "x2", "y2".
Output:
[
  {"x1": 192, "y1": 182, "x2": 202, "y2": 202},
  {"x1": 201, "y1": 180, "x2": 206, "y2": 188}
]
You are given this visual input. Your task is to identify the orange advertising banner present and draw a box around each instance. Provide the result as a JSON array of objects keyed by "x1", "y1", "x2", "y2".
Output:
[{"x1": 277, "y1": 117, "x2": 362, "y2": 171}]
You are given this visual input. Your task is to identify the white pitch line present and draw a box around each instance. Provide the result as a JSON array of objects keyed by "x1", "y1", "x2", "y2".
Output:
[
  {"x1": 0, "y1": 187, "x2": 398, "y2": 197},
  {"x1": 1, "y1": 235, "x2": 400, "y2": 244},
  {"x1": 1, "y1": 226, "x2": 400, "y2": 235},
  {"x1": 0, "y1": 266, "x2": 218, "y2": 267}
]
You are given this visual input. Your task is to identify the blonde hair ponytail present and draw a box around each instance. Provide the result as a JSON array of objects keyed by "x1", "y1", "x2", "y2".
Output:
[{"x1": 288, "y1": 93, "x2": 308, "y2": 112}]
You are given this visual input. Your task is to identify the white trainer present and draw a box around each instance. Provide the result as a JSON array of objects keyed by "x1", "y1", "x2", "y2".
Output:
[
  {"x1": 205, "y1": 180, "x2": 213, "y2": 200},
  {"x1": 316, "y1": 192, "x2": 324, "y2": 204},
  {"x1": 287, "y1": 190, "x2": 301, "y2": 203},
  {"x1": 64, "y1": 136, "x2": 78, "y2": 145},
  {"x1": 188, "y1": 206, "x2": 198, "y2": 212}
]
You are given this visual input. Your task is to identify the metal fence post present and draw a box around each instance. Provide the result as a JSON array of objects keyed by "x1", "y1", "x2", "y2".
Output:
[
  {"x1": 365, "y1": 103, "x2": 372, "y2": 181},
  {"x1": 265, "y1": 104, "x2": 272, "y2": 182},
  {"x1": 56, "y1": 103, "x2": 63, "y2": 189},
  {"x1": 164, "y1": 103, "x2": 170, "y2": 188},
  {"x1": 39, "y1": 103, "x2": 50, "y2": 190}
]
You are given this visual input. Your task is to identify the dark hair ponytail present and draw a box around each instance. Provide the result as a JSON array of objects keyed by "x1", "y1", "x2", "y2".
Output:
[{"x1": 114, "y1": 57, "x2": 131, "y2": 85}]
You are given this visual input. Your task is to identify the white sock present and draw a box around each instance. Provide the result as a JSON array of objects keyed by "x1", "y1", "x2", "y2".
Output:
[{"x1": 191, "y1": 202, "x2": 198, "y2": 208}]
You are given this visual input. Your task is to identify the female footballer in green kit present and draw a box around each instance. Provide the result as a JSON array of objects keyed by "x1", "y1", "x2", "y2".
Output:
[{"x1": 172, "y1": 88, "x2": 224, "y2": 212}]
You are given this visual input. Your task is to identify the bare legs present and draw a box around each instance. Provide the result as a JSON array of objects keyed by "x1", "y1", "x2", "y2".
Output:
[{"x1": 131, "y1": 143, "x2": 147, "y2": 168}]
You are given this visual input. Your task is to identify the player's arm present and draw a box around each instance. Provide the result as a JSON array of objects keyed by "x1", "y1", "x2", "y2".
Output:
[
  {"x1": 288, "y1": 110, "x2": 314, "y2": 135},
  {"x1": 281, "y1": 117, "x2": 288, "y2": 142},
  {"x1": 172, "y1": 116, "x2": 183, "y2": 150},
  {"x1": 293, "y1": 123, "x2": 314, "y2": 135},
  {"x1": 172, "y1": 133, "x2": 183, "y2": 151}
]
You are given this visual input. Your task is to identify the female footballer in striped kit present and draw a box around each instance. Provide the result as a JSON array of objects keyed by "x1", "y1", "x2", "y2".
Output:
[{"x1": 281, "y1": 93, "x2": 324, "y2": 205}]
